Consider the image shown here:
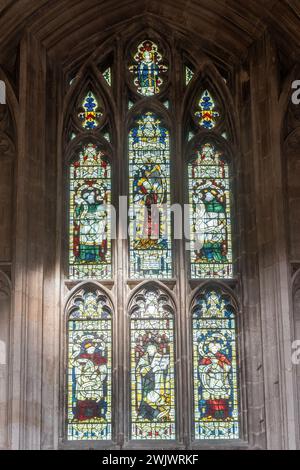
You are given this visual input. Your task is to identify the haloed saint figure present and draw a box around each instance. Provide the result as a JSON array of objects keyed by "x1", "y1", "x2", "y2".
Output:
[
  {"x1": 129, "y1": 40, "x2": 168, "y2": 96},
  {"x1": 197, "y1": 335, "x2": 232, "y2": 420},
  {"x1": 193, "y1": 289, "x2": 239, "y2": 439},
  {"x1": 74, "y1": 184, "x2": 108, "y2": 263},
  {"x1": 130, "y1": 289, "x2": 175, "y2": 439},
  {"x1": 136, "y1": 342, "x2": 170, "y2": 421},
  {"x1": 72, "y1": 336, "x2": 108, "y2": 421}
]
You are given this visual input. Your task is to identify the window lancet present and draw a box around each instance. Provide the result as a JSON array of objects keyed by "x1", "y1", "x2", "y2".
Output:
[
  {"x1": 129, "y1": 286, "x2": 176, "y2": 440},
  {"x1": 192, "y1": 287, "x2": 239, "y2": 440},
  {"x1": 188, "y1": 142, "x2": 233, "y2": 279},
  {"x1": 128, "y1": 112, "x2": 172, "y2": 279},
  {"x1": 67, "y1": 288, "x2": 112, "y2": 440},
  {"x1": 69, "y1": 143, "x2": 112, "y2": 280},
  {"x1": 129, "y1": 40, "x2": 168, "y2": 96}
]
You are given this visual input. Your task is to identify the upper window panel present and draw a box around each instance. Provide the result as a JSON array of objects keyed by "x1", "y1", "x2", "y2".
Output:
[
  {"x1": 69, "y1": 143, "x2": 112, "y2": 280},
  {"x1": 188, "y1": 142, "x2": 232, "y2": 279},
  {"x1": 195, "y1": 90, "x2": 220, "y2": 130},
  {"x1": 129, "y1": 40, "x2": 168, "y2": 96},
  {"x1": 128, "y1": 112, "x2": 172, "y2": 279},
  {"x1": 78, "y1": 91, "x2": 103, "y2": 130}
]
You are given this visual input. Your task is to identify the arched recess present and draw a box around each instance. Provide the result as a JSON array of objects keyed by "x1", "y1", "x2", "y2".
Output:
[
  {"x1": 190, "y1": 282, "x2": 240, "y2": 441},
  {"x1": 127, "y1": 282, "x2": 177, "y2": 441},
  {"x1": 0, "y1": 271, "x2": 11, "y2": 449},
  {"x1": 63, "y1": 282, "x2": 114, "y2": 443}
]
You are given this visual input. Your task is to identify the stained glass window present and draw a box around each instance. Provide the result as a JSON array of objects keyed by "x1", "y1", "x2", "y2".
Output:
[
  {"x1": 129, "y1": 40, "x2": 168, "y2": 96},
  {"x1": 188, "y1": 142, "x2": 232, "y2": 279},
  {"x1": 195, "y1": 90, "x2": 219, "y2": 129},
  {"x1": 102, "y1": 68, "x2": 111, "y2": 86},
  {"x1": 128, "y1": 112, "x2": 172, "y2": 279},
  {"x1": 192, "y1": 288, "x2": 239, "y2": 440},
  {"x1": 67, "y1": 289, "x2": 112, "y2": 440},
  {"x1": 69, "y1": 142, "x2": 112, "y2": 279},
  {"x1": 185, "y1": 66, "x2": 194, "y2": 85},
  {"x1": 78, "y1": 91, "x2": 102, "y2": 129},
  {"x1": 130, "y1": 287, "x2": 176, "y2": 440}
]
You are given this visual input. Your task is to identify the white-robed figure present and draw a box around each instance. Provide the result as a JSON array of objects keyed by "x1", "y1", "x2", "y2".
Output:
[{"x1": 136, "y1": 343, "x2": 170, "y2": 422}]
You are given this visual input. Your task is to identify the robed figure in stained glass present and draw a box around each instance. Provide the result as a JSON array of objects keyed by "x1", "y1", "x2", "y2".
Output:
[
  {"x1": 197, "y1": 334, "x2": 232, "y2": 420},
  {"x1": 130, "y1": 289, "x2": 175, "y2": 439},
  {"x1": 129, "y1": 40, "x2": 168, "y2": 96},
  {"x1": 193, "y1": 178, "x2": 228, "y2": 264},
  {"x1": 189, "y1": 142, "x2": 232, "y2": 279},
  {"x1": 69, "y1": 143, "x2": 112, "y2": 279},
  {"x1": 133, "y1": 161, "x2": 166, "y2": 243},
  {"x1": 74, "y1": 183, "x2": 108, "y2": 263},
  {"x1": 136, "y1": 342, "x2": 170, "y2": 421},
  {"x1": 72, "y1": 336, "x2": 108, "y2": 421},
  {"x1": 193, "y1": 289, "x2": 239, "y2": 440},
  {"x1": 67, "y1": 290, "x2": 112, "y2": 440},
  {"x1": 129, "y1": 113, "x2": 172, "y2": 278}
]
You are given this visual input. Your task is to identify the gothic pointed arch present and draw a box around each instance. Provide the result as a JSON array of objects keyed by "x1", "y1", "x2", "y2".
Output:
[{"x1": 182, "y1": 62, "x2": 238, "y2": 144}]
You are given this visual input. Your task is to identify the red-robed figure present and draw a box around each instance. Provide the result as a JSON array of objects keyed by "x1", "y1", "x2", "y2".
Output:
[
  {"x1": 198, "y1": 336, "x2": 232, "y2": 420},
  {"x1": 72, "y1": 339, "x2": 108, "y2": 421}
]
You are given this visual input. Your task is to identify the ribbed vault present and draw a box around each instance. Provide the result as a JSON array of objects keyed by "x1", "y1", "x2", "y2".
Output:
[{"x1": 0, "y1": 0, "x2": 300, "y2": 71}]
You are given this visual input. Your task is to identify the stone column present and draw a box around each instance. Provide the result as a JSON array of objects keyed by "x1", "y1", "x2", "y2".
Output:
[
  {"x1": 248, "y1": 32, "x2": 297, "y2": 449},
  {"x1": 9, "y1": 32, "x2": 47, "y2": 450}
]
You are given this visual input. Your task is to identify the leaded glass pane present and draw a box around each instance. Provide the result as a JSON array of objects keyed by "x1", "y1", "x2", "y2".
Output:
[
  {"x1": 129, "y1": 40, "x2": 168, "y2": 96},
  {"x1": 128, "y1": 112, "x2": 172, "y2": 279},
  {"x1": 188, "y1": 142, "x2": 233, "y2": 279},
  {"x1": 195, "y1": 90, "x2": 219, "y2": 129},
  {"x1": 192, "y1": 288, "x2": 239, "y2": 440},
  {"x1": 67, "y1": 290, "x2": 112, "y2": 440},
  {"x1": 130, "y1": 288, "x2": 176, "y2": 439},
  {"x1": 78, "y1": 91, "x2": 102, "y2": 129},
  {"x1": 103, "y1": 68, "x2": 112, "y2": 86},
  {"x1": 69, "y1": 143, "x2": 112, "y2": 279},
  {"x1": 185, "y1": 66, "x2": 194, "y2": 85}
]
